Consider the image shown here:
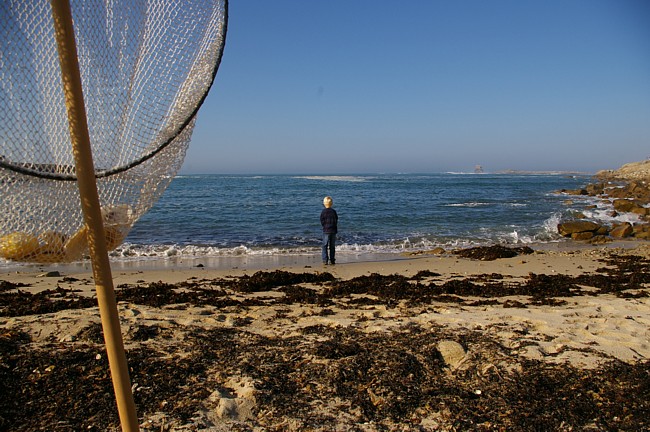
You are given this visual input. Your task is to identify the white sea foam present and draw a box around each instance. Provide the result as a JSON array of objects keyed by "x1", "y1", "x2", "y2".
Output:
[
  {"x1": 542, "y1": 213, "x2": 563, "y2": 236},
  {"x1": 103, "y1": 237, "x2": 490, "y2": 262},
  {"x1": 577, "y1": 198, "x2": 643, "y2": 225},
  {"x1": 445, "y1": 202, "x2": 490, "y2": 207},
  {"x1": 293, "y1": 176, "x2": 368, "y2": 182},
  {"x1": 445, "y1": 171, "x2": 484, "y2": 175}
]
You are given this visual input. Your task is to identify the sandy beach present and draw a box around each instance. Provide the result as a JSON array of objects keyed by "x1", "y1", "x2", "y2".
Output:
[
  {"x1": 1, "y1": 1, "x2": 648, "y2": 428},
  {"x1": 2, "y1": 239, "x2": 650, "y2": 431},
  {"x1": 2, "y1": 159, "x2": 650, "y2": 431}
]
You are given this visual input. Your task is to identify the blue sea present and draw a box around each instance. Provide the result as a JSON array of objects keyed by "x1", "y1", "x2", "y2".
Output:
[{"x1": 99, "y1": 172, "x2": 633, "y2": 263}]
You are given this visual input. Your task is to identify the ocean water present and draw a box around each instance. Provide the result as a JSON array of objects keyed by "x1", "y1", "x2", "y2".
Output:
[{"x1": 102, "y1": 172, "x2": 632, "y2": 262}]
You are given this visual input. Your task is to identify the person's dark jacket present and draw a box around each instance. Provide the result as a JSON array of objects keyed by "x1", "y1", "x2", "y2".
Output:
[{"x1": 320, "y1": 208, "x2": 338, "y2": 234}]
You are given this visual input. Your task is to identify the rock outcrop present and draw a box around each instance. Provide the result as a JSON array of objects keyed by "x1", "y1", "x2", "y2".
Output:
[
  {"x1": 595, "y1": 160, "x2": 650, "y2": 183},
  {"x1": 557, "y1": 160, "x2": 650, "y2": 243},
  {"x1": 557, "y1": 221, "x2": 601, "y2": 237}
]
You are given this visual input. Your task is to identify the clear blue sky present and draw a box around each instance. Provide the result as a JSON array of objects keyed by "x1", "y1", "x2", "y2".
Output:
[{"x1": 182, "y1": 0, "x2": 650, "y2": 174}]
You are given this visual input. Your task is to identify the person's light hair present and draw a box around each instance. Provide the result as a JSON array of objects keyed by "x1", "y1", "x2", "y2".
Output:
[{"x1": 323, "y1": 196, "x2": 333, "y2": 208}]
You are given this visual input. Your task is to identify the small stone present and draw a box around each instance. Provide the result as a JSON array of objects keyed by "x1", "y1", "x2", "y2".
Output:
[{"x1": 437, "y1": 340, "x2": 466, "y2": 369}]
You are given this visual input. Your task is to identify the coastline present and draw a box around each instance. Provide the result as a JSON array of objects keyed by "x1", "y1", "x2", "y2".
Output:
[
  {"x1": 2, "y1": 160, "x2": 650, "y2": 430},
  {"x1": 1, "y1": 238, "x2": 643, "y2": 290}
]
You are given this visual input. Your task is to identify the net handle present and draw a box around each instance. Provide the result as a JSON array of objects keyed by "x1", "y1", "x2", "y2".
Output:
[{"x1": 50, "y1": 1, "x2": 139, "y2": 430}]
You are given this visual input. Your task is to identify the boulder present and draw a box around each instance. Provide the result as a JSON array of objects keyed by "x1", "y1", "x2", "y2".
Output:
[
  {"x1": 584, "y1": 183, "x2": 605, "y2": 195},
  {"x1": 595, "y1": 226, "x2": 609, "y2": 236},
  {"x1": 560, "y1": 188, "x2": 587, "y2": 196},
  {"x1": 588, "y1": 235, "x2": 612, "y2": 244},
  {"x1": 557, "y1": 221, "x2": 601, "y2": 237},
  {"x1": 610, "y1": 222, "x2": 633, "y2": 238},
  {"x1": 612, "y1": 199, "x2": 648, "y2": 216},
  {"x1": 625, "y1": 181, "x2": 650, "y2": 201},
  {"x1": 632, "y1": 224, "x2": 650, "y2": 240},
  {"x1": 635, "y1": 230, "x2": 650, "y2": 240},
  {"x1": 613, "y1": 199, "x2": 636, "y2": 212},
  {"x1": 606, "y1": 187, "x2": 628, "y2": 199},
  {"x1": 572, "y1": 231, "x2": 594, "y2": 241}
]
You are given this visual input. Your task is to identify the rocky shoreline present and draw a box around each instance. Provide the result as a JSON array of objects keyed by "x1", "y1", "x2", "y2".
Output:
[{"x1": 557, "y1": 160, "x2": 650, "y2": 242}]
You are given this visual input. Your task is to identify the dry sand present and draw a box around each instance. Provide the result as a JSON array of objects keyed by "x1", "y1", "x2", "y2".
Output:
[{"x1": 2, "y1": 241, "x2": 650, "y2": 430}]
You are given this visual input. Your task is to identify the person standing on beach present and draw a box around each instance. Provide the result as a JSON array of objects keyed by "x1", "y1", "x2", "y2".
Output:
[{"x1": 320, "y1": 196, "x2": 338, "y2": 265}]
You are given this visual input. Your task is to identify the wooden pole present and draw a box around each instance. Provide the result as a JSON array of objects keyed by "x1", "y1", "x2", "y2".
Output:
[{"x1": 49, "y1": 1, "x2": 139, "y2": 430}]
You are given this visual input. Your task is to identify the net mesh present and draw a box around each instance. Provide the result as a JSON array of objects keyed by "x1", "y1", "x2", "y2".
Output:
[{"x1": 0, "y1": 0, "x2": 227, "y2": 263}]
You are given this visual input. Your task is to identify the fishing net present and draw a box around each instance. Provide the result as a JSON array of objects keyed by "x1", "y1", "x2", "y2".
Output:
[{"x1": 0, "y1": 0, "x2": 227, "y2": 263}]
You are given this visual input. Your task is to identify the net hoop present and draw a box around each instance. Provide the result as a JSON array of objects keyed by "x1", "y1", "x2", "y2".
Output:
[{"x1": 0, "y1": 1, "x2": 228, "y2": 181}]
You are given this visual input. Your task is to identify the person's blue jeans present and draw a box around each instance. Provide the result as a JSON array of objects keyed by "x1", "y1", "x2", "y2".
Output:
[{"x1": 322, "y1": 233, "x2": 336, "y2": 264}]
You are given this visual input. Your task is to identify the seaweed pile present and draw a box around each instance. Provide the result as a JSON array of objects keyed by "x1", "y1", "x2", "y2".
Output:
[
  {"x1": 453, "y1": 245, "x2": 534, "y2": 261},
  {"x1": 1, "y1": 248, "x2": 650, "y2": 431}
]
